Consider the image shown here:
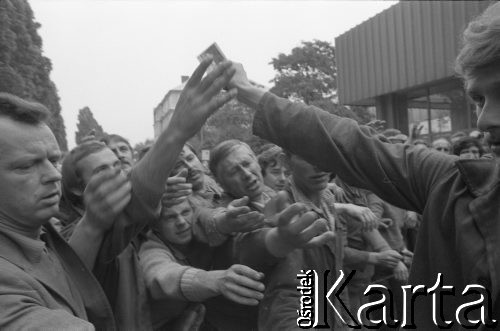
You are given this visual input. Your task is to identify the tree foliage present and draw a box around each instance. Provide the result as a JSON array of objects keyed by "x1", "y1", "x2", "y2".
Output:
[
  {"x1": 270, "y1": 40, "x2": 372, "y2": 123},
  {"x1": 0, "y1": 0, "x2": 67, "y2": 149},
  {"x1": 75, "y1": 107, "x2": 105, "y2": 144},
  {"x1": 200, "y1": 99, "x2": 266, "y2": 152}
]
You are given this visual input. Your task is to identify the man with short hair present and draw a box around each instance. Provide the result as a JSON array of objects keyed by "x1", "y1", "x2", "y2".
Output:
[
  {"x1": 226, "y1": 4, "x2": 500, "y2": 327},
  {"x1": 431, "y1": 137, "x2": 451, "y2": 154},
  {"x1": 0, "y1": 57, "x2": 238, "y2": 329},
  {"x1": 101, "y1": 134, "x2": 134, "y2": 174},
  {"x1": 139, "y1": 198, "x2": 265, "y2": 330},
  {"x1": 204, "y1": 139, "x2": 335, "y2": 330},
  {"x1": 0, "y1": 92, "x2": 114, "y2": 330}
]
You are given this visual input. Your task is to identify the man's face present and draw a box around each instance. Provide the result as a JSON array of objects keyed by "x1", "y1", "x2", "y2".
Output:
[
  {"x1": 157, "y1": 200, "x2": 193, "y2": 245},
  {"x1": 432, "y1": 140, "x2": 451, "y2": 154},
  {"x1": 467, "y1": 63, "x2": 500, "y2": 158},
  {"x1": 459, "y1": 146, "x2": 481, "y2": 160},
  {"x1": 172, "y1": 146, "x2": 205, "y2": 191},
  {"x1": 108, "y1": 139, "x2": 133, "y2": 173},
  {"x1": 76, "y1": 148, "x2": 122, "y2": 187},
  {"x1": 263, "y1": 161, "x2": 288, "y2": 192},
  {"x1": 0, "y1": 118, "x2": 62, "y2": 229},
  {"x1": 288, "y1": 154, "x2": 330, "y2": 195},
  {"x1": 216, "y1": 145, "x2": 264, "y2": 200}
]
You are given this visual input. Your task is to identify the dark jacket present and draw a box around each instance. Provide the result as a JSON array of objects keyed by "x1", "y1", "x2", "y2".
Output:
[{"x1": 253, "y1": 92, "x2": 499, "y2": 329}]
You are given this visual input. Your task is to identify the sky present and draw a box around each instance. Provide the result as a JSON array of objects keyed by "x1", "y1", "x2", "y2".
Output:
[{"x1": 29, "y1": 0, "x2": 397, "y2": 149}]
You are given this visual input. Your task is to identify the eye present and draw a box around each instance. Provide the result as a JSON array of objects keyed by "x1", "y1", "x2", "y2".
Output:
[
  {"x1": 469, "y1": 93, "x2": 485, "y2": 109},
  {"x1": 17, "y1": 163, "x2": 33, "y2": 171}
]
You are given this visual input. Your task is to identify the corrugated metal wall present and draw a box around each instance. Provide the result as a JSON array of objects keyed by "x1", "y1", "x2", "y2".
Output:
[{"x1": 335, "y1": 1, "x2": 491, "y2": 105}]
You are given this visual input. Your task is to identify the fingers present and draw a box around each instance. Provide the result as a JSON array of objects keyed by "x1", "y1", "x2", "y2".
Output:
[
  {"x1": 229, "y1": 196, "x2": 250, "y2": 208},
  {"x1": 230, "y1": 264, "x2": 265, "y2": 281},
  {"x1": 227, "y1": 206, "x2": 252, "y2": 217},
  {"x1": 224, "y1": 282, "x2": 264, "y2": 305},
  {"x1": 305, "y1": 231, "x2": 336, "y2": 248},
  {"x1": 277, "y1": 203, "x2": 307, "y2": 228},
  {"x1": 164, "y1": 187, "x2": 192, "y2": 198},
  {"x1": 199, "y1": 60, "x2": 233, "y2": 92},
  {"x1": 85, "y1": 168, "x2": 129, "y2": 202},
  {"x1": 237, "y1": 211, "x2": 265, "y2": 229},
  {"x1": 206, "y1": 88, "x2": 237, "y2": 112},
  {"x1": 172, "y1": 168, "x2": 189, "y2": 179},
  {"x1": 185, "y1": 56, "x2": 214, "y2": 89},
  {"x1": 285, "y1": 210, "x2": 318, "y2": 234}
]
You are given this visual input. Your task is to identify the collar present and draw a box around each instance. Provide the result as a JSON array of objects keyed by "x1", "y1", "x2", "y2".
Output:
[
  {"x1": 288, "y1": 179, "x2": 336, "y2": 231},
  {"x1": 456, "y1": 158, "x2": 500, "y2": 198},
  {"x1": 0, "y1": 221, "x2": 47, "y2": 263},
  {"x1": 289, "y1": 179, "x2": 335, "y2": 215}
]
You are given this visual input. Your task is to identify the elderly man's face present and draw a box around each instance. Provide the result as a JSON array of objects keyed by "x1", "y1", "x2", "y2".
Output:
[
  {"x1": 108, "y1": 139, "x2": 133, "y2": 173},
  {"x1": 0, "y1": 117, "x2": 62, "y2": 229},
  {"x1": 467, "y1": 63, "x2": 500, "y2": 158},
  {"x1": 216, "y1": 145, "x2": 264, "y2": 200}
]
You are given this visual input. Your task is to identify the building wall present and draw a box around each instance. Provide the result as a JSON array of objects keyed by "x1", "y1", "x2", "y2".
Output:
[{"x1": 335, "y1": 1, "x2": 492, "y2": 105}]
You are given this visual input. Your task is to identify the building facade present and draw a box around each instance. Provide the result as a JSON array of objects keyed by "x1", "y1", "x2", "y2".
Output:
[{"x1": 335, "y1": 1, "x2": 492, "y2": 141}]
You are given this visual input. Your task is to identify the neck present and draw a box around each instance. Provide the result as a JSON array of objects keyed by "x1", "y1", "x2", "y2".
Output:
[{"x1": 0, "y1": 214, "x2": 42, "y2": 239}]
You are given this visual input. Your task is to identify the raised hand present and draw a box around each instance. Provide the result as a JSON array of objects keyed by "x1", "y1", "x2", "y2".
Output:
[
  {"x1": 215, "y1": 196, "x2": 265, "y2": 234},
  {"x1": 162, "y1": 168, "x2": 192, "y2": 207},
  {"x1": 82, "y1": 168, "x2": 131, "y2": 232},
  {"x1": 169, "y1": 57, "x2": 237, "y2": 141},
  {"x1": 214, "y1": 264, "x2": 265, "y2": 306}
]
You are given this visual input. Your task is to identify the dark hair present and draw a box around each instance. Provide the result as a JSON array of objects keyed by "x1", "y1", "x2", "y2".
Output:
[
  {"x1": 257, "y1": 144, "x2": 284, "y2": 176},
  {"x1": 452, "y1": 137, "x2": 484, "y2": 156},
  {"x1": 0, "y1": 92, "x2": 49, "y2": 124},
  {"x1": 101, "y1": 133, "x2": 132, "y2": 150},
  {"x1": 61, "y1": 141, "x2": 108, "y2": 207},
  {"x1": 209, "y1": 139, "x2": 253, "y2": 179}
]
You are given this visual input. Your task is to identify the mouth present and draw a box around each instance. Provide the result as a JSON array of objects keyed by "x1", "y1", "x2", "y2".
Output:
[
  {"x1": 246, "y1": 179, "x2": 261, "y2": 192},
  {"x1": 40, "y1": 192, "x2": 60, "y2": 204},
  {"x1": 177, "y1": 227, "x2": 191, "y2": 236},
  {"x1": 275, "y1": 182, "x2": 286, "y2": 190}
]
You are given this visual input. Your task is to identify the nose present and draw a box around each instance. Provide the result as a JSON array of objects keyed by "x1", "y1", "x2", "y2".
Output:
[
  {"x1": 41, "y1": 160, "x2": 62, "y2": 184},
  {"x1": 175, "y1": 215, "x2": 188, "y2": 228},
  {"x1": 477, "y1": 100, "x2": 500, "y2": 133},
  {"x1": 240, "y1": 166, "x2": 253, "y2": 179},
  {"x1": 277, "y1": 171, "x2": 286, "y2": 182}
]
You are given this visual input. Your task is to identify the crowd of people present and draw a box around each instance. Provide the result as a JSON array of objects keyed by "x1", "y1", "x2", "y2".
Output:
[{"x1": 0, "y1": 2, "x2": 499, "y2": 330}]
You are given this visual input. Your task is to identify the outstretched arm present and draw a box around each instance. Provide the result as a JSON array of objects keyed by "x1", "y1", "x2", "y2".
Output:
[{"x1": 227, "y1": 62, "x2": 456, "y2": 214}]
